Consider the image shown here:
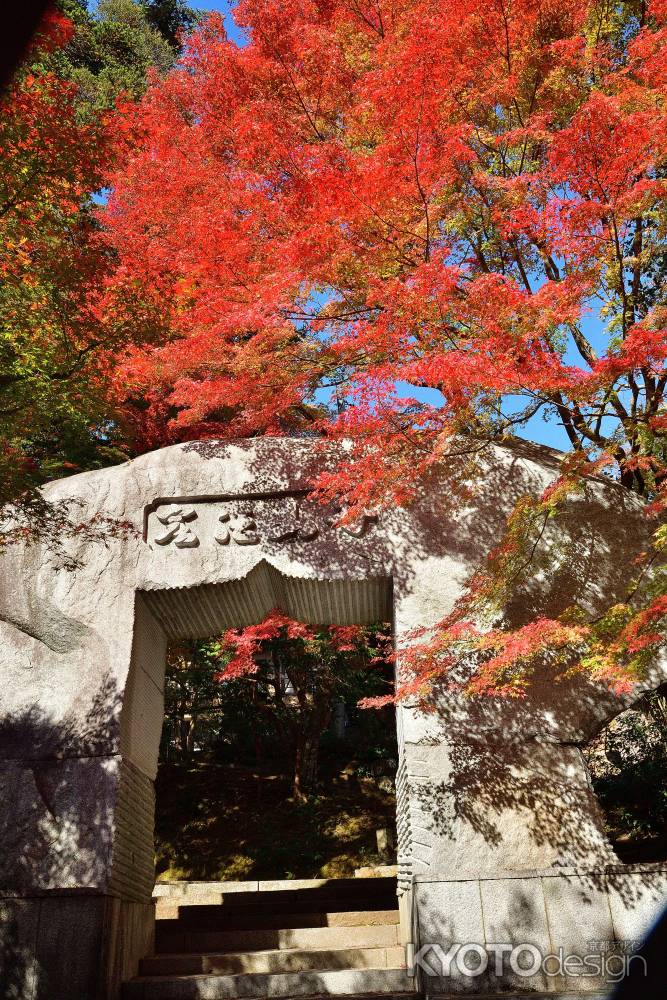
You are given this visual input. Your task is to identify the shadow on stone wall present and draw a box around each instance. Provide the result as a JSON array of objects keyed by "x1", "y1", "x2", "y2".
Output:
[
  {"x1": 0, "y1": 676, "x2": 122, "y2": 999},
  {"x1": 0, "y1": 911, "x2": 33, "y2": 1000},
  {"x1": 409, "y1": 725, "x2": 666, "y2": 909},
  {"x1": 0, "y1": 674, "x2": 120, "y2": 887},
  {"x1": 179, "y1": 440, "x2": 657, "y2": 689},
  {"x1": 181, "y1": 437, "x2": 665, "y2": 911}
]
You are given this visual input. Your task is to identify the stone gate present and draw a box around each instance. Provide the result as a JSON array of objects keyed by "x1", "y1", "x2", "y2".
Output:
[{"x1": 0, "y1": 437, "x2": 665, "y2": 998}]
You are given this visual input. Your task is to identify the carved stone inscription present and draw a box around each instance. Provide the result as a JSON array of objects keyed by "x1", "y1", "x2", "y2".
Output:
[
  {"x1": 215, "y1": 509, "x2": 260, "y2": 546},
  {"x1": 154, "y1": 508, "x2": 199, "y2": 548},
  {"x1": 147, "y1": 497, "x2": 377, "y2": 550}
]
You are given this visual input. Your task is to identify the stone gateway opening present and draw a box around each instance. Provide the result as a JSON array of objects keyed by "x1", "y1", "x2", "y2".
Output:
[
  {"x1": 119, "y1": 569, "x2": 397, "y2": 910},
  {"x1": 119, "y1": 573, "x2": 406, "y2": 997},
  {"x1": 1, "y1": 439, "x2": 665, "y2": 999}
]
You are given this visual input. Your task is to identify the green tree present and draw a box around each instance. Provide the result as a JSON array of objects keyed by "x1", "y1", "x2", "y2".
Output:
[
  {"x1": 161, "y1": 640, "x2": 226, "y2": 760},
  {"x1": 584, "y1": 686, "x2": 667, "y2": 857},
  {"x1": 139, "y1": 0, "x2": 201, "y2": 50},
  {"x1": 57, "y1": 0, "x2": 199, "y2": 112},
  {"x1": 0, "y1": 12, "x2": 123, "y2": 521},
  {"x1": 162, "y1": 619, "x2": 393, "y2": 801},
  {"x1": 0, "y1": 2, "x2": 200, "y2": 538},
  {"x1": 218, "y1": 615, "x2": 393, "y2": 801}
]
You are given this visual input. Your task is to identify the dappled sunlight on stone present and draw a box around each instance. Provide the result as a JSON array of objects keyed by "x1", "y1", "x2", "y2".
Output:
[{"x1": 0, "y1": 439, "x2": 665, "y2": 997}]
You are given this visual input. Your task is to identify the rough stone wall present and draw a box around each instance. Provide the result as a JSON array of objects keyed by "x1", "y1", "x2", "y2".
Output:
[
  {"x1": 0, "y1": 893, "x2": 154, "y2": 1000},
  {"x1": 395, "y1": 754, "x2": 413, "y2": 895},
  {"x1": 120, "y1": 595, "x2": 167, "y2": 782},
  {"x1": 413, "y1": 864, "x2": 667, "y2": 995}
]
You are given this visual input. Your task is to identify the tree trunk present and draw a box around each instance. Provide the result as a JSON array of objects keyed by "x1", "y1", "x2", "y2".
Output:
[
  {"x1": 284, "y1": 659, "x2": 334, "y2": 802},
  {"x1": 179, "y1": 714, "x2": 196, "y2": 758},
  {"x1": 293, "y1": 733, "x2": 319, "y2": 801},
  {"x1": 186, "y1": 714, "x2": 197, "y2": 755}
]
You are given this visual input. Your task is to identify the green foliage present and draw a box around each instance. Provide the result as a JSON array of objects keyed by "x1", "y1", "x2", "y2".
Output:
[
  {"x1": 157, "y1": 625, "x2": 397, "y2": 878},
  {"x1": 0, "y1": 17, "x2": 122, "y2": 504},
  {"x1": 161, "y1": 627, "x2": 394, "y2": 777},
  {"x1": 56, "y1": 0, "x2": 193, "y2": 112},
  {"x1": 138, "y1": 0, "x2": 201, "y2": 49},
  {"x1": 160, "y1": 640, "x2": 228, "y2": 760},
  {"x1": 0, "y1": 0, "x2": 203, "y2": 515},
  {"x1": 585, "y1": 688, "x2": 667, "y2": 853}
]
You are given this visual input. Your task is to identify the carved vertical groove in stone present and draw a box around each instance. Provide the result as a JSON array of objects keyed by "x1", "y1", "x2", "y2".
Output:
[
  {"x1": 109, "y1": 758, "x2": 156, "y2": 902},
  {"x1": 395, "y1": 754, "x2": 413, "y2": 895}
]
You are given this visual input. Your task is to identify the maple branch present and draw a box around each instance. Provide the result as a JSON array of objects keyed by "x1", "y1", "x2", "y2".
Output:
[
  {"x1": 630, "y1": 217, "x2": 644, "y2": 321},
  {"x1": 254, "y1": 27, "x2": 326, "y2": 142},
  {"x1": 0, "y1": 166, "x2": 41, "y2": 219},
  {"x1": 567, "y1": 323, "x2": 597, "y2": 368},
  {"x1": 282, "y1": 306, "x2": 381, "y2": 323},
  {"x1": 470, "y1": 239, "x2": 491, "y2": 273},
  {"x1": 509, "y1": 240, "x2": 532, "y2": 292},
  {"x1": 346, "y1": 0, "x2": 385, "y2": 37},
  {"x1": 407, "y1": 90, "x2": 432, "y2": 262}
]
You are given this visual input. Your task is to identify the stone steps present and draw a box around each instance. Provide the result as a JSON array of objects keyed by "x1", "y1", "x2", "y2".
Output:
[
  {"x1": 141, "y1": 945, "x2": 406, "y2": 976},
  {"x1": 156, "y1": 910, "x2": 400, "y2": 940},
  {"x1": 155, "y1": 879, "x2": 397, "y2": 911},
  {"x1": 153, "y1": 879, "x2": 393, "y2": 896},
  {"x1": 156, "y1": 920, "x2": 399, "y2": 955},
  {"x1": 123, "y1": 966, "x2": 414, "y2": 999},
  {"x1": 124, "y1": 877, "x2": 412, "y2": 1000},
  {"x1": 155, "y1": 890, "x2": 396, "y2": 911},
  {"x1": 156, "y1": 906, "x2": 401, "y2": 926},
  {"x1": 157, "y1": 899, "x2": 398, "y2": 924}
]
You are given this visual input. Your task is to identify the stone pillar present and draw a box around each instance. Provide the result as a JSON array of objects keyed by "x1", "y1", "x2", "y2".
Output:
[
  {"x1": 394, "y1": 683, "x2": 667, "y2": 994},
  {"x1": 0, "y1": 559, "x2": 163, "y2": 999},
  {"x1": 397, "y1": 726, "x2": 616, "y2": 878}
]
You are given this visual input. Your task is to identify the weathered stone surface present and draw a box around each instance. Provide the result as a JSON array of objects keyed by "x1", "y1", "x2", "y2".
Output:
[
  {"x1": 413, "y1": 868, "x2": 667, "y2": 996},
  {"x1": 605, "y1": 866, "x2": 667, "y2": 942},
  {"x1": 0, "y1": 897, "x2": 39, "y2": 1000},
  {"x1": 0, "y1": 757, "x2": 116, "y2": 891},
  {"x1": 110, "y1": 757, "x2": 156, "y2": 901},
  {"x1": 541, "y1": 872, "x2": 615, "y2": 993},
  {"x1": 127, "y1": 966, "x2": 415, "y2": 999},
  {"x1": 402, "y1": 738, "x2": 616, "y2": 877},
  {"x1": 479, "y1": 877, "x2": 551, "y2": 992},
  {"x1": 140, "y1": 944, "x2": 406, "y2": 976},
  {"x1": 0, "y1": 436, "x2": 665, "y2": 998},
  {"x1": 0, "y1": 894, "x2": 153, "y2": 1000},
  {"x1": 33, "y1": 895, "x2": 107, "y2": 999},
  {"x1": 103, "y1": 897, "x2": 156, "y2": 1000},
  {"x1": 414, "y1": 879, "x2": 485, "y2": 993}
]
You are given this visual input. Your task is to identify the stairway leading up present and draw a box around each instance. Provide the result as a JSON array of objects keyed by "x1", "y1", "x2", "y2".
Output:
[{"x1": 123, "y1": 877, "x2": 414, "y2": 1000}]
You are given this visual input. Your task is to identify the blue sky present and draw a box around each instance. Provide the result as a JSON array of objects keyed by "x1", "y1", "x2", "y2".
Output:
[{"x1": 196, "y1": 1, "x2": 246, "y2": 45}]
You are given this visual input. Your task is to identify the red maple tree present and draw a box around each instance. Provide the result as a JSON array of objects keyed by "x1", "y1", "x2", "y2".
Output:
[
  {"x1": 218, "y1": 612, "x2": 392, "y2": 796},
  {"x1": 103, "y1": 0, "x2": 667, "y2": 697}
]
